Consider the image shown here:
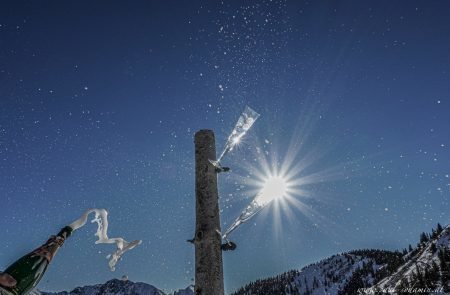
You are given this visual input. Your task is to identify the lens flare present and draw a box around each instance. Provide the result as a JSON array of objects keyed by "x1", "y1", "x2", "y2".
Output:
[
  {"x1": 256, "y1": 176, "x2": 288, "y2": 206},
  {"x1": 222, "y1": 101, "x2": 352, "y2": 242},
  {"x1": 222, "y1": 175, "x2": 291, "y2": 240},
  {"x1": 222, "y1": 134, "x2": 339, "y2": 240}
]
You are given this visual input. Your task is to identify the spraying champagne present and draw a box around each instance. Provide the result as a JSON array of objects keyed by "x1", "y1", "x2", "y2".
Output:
[
  {"x1": 210, "y1": 105, "x2": 260, "y2": 171},
  {"x1": 0, "y1": 209, "x2": 141, "y2": 295}
]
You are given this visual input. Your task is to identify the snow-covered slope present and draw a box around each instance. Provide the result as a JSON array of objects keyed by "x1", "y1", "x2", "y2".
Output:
[
  {"x1": 291, "y1": 253, "x2": 383, "y2": 294},
  {"x1": 38, "y1": 279, "x2": 192, "y2": 295},
  {"x1": 370, "y1": 225, "x2": 450, "y2": 293},
  {"x1": 233, "y1": 224, "x2": 450, "y2": 295},
  {"x1": 232, "y1": 250, "x2": 401, "y2": 295}
]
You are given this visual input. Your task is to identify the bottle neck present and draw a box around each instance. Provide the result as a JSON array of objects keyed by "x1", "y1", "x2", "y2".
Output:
[
  {"x1": 32, "y1": 226, "x2": 73, "y2": 263},
  {"x1": 57, "y1": 226, "x2": 73, "y2": 240}
]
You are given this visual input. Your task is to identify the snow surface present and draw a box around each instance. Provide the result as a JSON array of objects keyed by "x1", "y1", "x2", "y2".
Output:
[
  {"x1": 371, "y1": 225, "x2": 450, "y2": 292},
  {"x1": 38, "y1": 279, "x2": 190, "y2": 295},
  {"x1": 287, "y1": 253, "x2": 383, "y2": 295}
]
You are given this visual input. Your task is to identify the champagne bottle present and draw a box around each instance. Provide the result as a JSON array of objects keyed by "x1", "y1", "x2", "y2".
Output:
[{"x1": 1, "y1": 226, "x2": 73, "y2": 295}]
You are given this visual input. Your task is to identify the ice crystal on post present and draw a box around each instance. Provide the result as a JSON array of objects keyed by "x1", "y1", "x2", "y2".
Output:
[
  {"x1": 211, "y1": 106, "x2": 260, "y2": 169},
  {"x1": 222, "y1": 176, "x2": 287, "y2": 240}
]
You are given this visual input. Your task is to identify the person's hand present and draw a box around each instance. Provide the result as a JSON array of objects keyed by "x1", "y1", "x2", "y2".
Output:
[{"x1": 0, "y1": 272, "x2": 16, "y2": 288}]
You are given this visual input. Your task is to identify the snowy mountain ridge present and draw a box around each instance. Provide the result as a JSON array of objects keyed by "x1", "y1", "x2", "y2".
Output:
[
  {"x1": 369, "y1": 224, "x2": 450, "y2": 293},
  {"x1": 232, "y1": 224, "x2": 450, "y2": 295},
  {"x1": 38, "y1": 279, "x2": 193, "y2": 295},
  {"x1": 38, "y1": 225, "x2": 450, "y2": 295},
  {"x1": 231, "y1": 250, "x2": 402, "y2": 295}
]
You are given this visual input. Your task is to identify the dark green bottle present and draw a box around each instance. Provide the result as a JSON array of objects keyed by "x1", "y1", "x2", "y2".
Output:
[{"x1": 1, "y1": 226, "x2": 73, "y2": 295}]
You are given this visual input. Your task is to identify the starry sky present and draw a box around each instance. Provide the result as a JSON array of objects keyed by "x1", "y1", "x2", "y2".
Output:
[{"x1": 0, "y1": 1, "x2": 449, "y2": 293}]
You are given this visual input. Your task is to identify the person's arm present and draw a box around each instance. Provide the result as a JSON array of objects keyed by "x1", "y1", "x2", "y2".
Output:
[{"x1": 0, "y1": 272, "x2": 16, "y2": 287}]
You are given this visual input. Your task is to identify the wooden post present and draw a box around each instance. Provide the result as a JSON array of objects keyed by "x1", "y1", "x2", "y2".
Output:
[{"x1": 194, "y1": 130, "x2": 224, "y2": 295}]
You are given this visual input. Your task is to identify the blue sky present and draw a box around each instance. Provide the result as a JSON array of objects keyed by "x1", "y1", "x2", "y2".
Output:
[{"x1": 0, "y1": 1, "x2": 449, "y2": 293}]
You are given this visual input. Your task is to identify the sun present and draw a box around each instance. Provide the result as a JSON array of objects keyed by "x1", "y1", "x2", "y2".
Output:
[
  {"x1": 256, "y1": 176, "x2": 289, "y2": 205},
  {"x1": 221, "y1": 129, "x2": 344, "y2": 240},
  {"x1": 221, "y1": 173, "x2": 294, "y2": 240}
]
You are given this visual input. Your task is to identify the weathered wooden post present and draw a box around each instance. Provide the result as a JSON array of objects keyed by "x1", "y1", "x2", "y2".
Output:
[{"x1": 194, "y1": 129, "x2": 224, "y2": 295}]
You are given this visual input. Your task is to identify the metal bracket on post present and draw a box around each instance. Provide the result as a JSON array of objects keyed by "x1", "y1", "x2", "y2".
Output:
[
  {"x1": 215, "y1": 166, "x2": 230, "y2": 173},
  {"x1": 208, "y1": 159, "x2": 230, "y2": 173}
]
